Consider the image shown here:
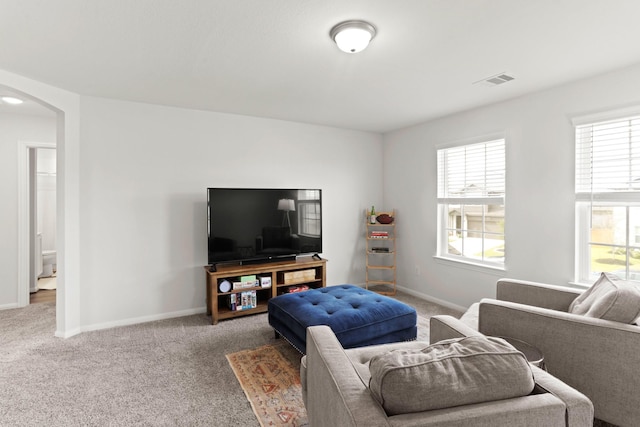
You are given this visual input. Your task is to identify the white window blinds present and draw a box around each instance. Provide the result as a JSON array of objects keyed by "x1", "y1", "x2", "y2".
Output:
[
  {"x1": 437, "y1": 139, "x2": 505, "y2": 204},
  {"x1": 576, "y1": 116, "x2": 640, "y2": 201}
]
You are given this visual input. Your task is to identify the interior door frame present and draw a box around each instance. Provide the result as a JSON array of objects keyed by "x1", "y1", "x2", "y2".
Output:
[{"x1": 17, "y1": 141, "x2": 56, "y2": 307}]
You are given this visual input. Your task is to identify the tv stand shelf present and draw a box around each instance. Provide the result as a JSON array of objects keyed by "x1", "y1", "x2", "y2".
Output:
[{"x1": 204, "y1": 257, "x2": 327, "y2": 324}]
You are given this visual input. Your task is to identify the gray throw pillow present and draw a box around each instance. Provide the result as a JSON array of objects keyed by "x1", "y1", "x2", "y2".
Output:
[
  {"x1": 368, "y1": 336, "x2": 534, "y2": 415},
  {"x1": 569, "y1": 272, "x2": 640, "y2": 324}
]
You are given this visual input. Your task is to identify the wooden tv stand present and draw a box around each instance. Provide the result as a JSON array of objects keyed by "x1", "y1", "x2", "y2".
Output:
[{"x1": 204, "y1": 257, "x2": 327, "y2": 324}]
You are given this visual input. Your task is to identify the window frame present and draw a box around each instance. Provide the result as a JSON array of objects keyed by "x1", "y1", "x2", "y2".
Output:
[
  {"x1": 436, "y1": 136, "x2": 506, "y2": 269},
  {"x1": 574, "y1": 108, "x2": 640, "y2": 284}
]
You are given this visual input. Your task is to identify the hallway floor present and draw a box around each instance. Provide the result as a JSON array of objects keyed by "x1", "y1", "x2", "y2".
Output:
[{"x1": 30, "y1": 288, "x2": 55, "y2": 304}]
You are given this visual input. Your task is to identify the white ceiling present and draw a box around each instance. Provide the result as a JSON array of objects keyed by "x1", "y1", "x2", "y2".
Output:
[
  {"x1": 0, "y1": 86, "x2": 55, "y2": 117},
  {"x1": 2, "y1": 0, "x2": 640, "y2": 132}
]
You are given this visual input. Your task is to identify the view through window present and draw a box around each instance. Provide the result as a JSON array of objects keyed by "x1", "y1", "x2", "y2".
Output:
[
  {"x1": 576, "y1": 115, "x2": 640, "y2": 282},
  {"x1": 437, "y1": 139, "x2": 506, "y2": 266}
]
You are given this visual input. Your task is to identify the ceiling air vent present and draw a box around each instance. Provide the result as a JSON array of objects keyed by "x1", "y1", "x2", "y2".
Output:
[{"x1": 474, "y1": 72, "x2": 515, "y2": 87}]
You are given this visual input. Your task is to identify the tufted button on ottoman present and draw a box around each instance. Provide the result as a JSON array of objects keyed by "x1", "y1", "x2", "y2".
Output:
[{"x1": 268, "y1": 284, "x2": 417, "y2": 354}]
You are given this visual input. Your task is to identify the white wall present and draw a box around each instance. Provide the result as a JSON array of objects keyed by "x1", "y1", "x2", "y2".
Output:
[
  {"x1": 78, "y1": 96, "x2": 382, "y2": 329},
  {"x1": 383, "y1": 63, "x2": 640, "y2": 310},
  {"x1": 37, "y1": 148, "x2": 57, "y2": 251},
  {"x1": 8, "y1": 60, "x2": 639, "y2": 332},
  {"x1": 0, "y1": 112, "x2": 56, "y2": 308}
]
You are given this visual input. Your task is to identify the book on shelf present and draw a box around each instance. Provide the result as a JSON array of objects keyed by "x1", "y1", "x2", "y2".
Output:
[
  {"x1": 287, "y1": 285, "x2": 310, "y2": 293},
  {"x1": 241, "y1": 292, "x2": 249, "y2": 310},
  {"x1": 228, "y1": 290, "x2": 258, "y2": 311},
  {"x1": 232, "y1": 279, "x2": 259, "y2": 289},
  {"x1": 370, "y1": 231, "x2": 389, "y2": 238}
]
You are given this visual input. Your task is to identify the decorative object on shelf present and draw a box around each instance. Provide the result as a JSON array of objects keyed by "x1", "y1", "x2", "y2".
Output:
[
  {"x1": 370, "y1": 205, "x2": 377, "y2": 224},
  {"x1": 330, "y1": 20, "x2": 377, "y2": 54},
  {"x1": 260, "y1": 276, "x2": 272, "y2": 288},
  {"x1": 218, "y1": 280, "x2": 231, "y2": 293},
  {"x1": 365, "y1": 209, "x2": 396, "y2": 296},
  {"x1": 287, "y1": 284, "x2": 310, "y2": 293},
  {"x1": 376, "y1": 213, "x2": 394, "y2": 224},
  {"x1": 283, "y1": 269, "x2": 316, "y2": 284}
]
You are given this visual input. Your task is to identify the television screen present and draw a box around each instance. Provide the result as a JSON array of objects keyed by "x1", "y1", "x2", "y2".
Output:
[{"x1": 207, "y1": 188, "x2": 322, "y2": 265}]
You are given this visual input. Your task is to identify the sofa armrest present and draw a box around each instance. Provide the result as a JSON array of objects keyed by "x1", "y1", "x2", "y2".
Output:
[
  {"x1": 305, "y1": 325, "x2": 391, "y2": 427},
  {"x1": 530, "y1": 366, "x2": 593, "y2": 427},
  {"x1": 478, "y1": 298, "x2": 640, "y2": 425},
  {"x1": 496, "y1": 278, "x2": 581, "y2": 312},
  {"x1": 429, "y1": 315, "x2": 484, "y2": 344}
]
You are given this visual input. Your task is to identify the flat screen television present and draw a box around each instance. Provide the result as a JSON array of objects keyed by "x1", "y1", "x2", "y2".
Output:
[{"x1": 207, "y1": 188, "x2": 323, "y2": 267}]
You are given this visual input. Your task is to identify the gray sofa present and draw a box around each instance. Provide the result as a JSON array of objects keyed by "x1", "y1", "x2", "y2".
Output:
[
  {"x1": 469, "y1": 278, "x2": 640, "y2": 427},
  {"x1": 301, "y1": 315, "x2": 593, "y2": 427}
]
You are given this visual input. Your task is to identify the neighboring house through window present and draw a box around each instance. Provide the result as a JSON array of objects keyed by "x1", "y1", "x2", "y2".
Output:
[
  {"x1": 437, "y1": 138, "x2": 506, "y2": 267},
  {"x1": 575, "y1": 112, "x2": 640, "y2": 283}
]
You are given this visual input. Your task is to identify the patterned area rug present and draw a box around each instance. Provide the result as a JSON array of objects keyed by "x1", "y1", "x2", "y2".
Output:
[{"x1": 226, "y1": 345, "x2": 308, "y2": 427}]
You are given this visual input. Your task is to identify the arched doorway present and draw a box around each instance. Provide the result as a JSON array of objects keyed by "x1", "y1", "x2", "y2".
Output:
[{"x1": 0, "y1": 71, "x2": 81, "y2": 338}]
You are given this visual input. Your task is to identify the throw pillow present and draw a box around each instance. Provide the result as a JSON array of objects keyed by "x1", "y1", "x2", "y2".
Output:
[
  {"x1": 569, "y1": 272, "x2": 640, "y2": 323},
  {"x1": 368, "y1": 336, "x2": 534, "y2": 415}
]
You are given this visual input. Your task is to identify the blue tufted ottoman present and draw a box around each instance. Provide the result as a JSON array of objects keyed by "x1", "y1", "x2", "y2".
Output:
[{"x1": 268, "y1": 284, "x2": 417, "y2": 354}]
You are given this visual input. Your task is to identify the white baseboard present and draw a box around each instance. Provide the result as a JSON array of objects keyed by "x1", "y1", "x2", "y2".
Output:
[
  {"x1": 0, "y1": 302, "x2": 19, "y2": 311},
  {"x1": 44, "y1": 284, "x2": 467, "y2": 338},
  {"x1": 352, "y1": 282, "x2": 467, "y2": 313},
  {"x1": 56, "y1": 328, "x2": 82, "y2": 339},
  {"x1": 79, "y1": 306, "x2": 208, "y2": 334},
  {"x1": 396, "y1": 284, "x2": 467, "y2": 313}
]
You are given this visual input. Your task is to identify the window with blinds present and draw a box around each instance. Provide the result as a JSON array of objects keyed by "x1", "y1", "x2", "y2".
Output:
[
  {"x1": 576, "y1": 116, "x2": 640, "y2": 198},
  {"x1": 437, "y1": 139, "x2": 506, "y2": 267},
  {"x1": 575, "y1": 114, "x2": 640, "y2": 283}
]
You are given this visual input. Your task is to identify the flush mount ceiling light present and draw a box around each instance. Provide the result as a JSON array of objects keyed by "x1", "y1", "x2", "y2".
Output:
[
  {"x1": 1, "y1": 96, "x2": 23, "y2": 105},
  {"x1": 330, "y1": 20, "x2": 376, "y2": 53}
]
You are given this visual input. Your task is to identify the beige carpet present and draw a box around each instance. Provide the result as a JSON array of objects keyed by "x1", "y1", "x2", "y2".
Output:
[
  {"x1": 1, "y1": 293, "x2": 612, "y2": 426},
  {"x1": 227, "y1": 345, "x2": 308, "y2": 427}
]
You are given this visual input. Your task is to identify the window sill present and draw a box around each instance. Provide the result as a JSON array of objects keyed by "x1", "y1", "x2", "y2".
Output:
[
  {"x1": 568, "y1": 281, "x2": 591, "y2": 289},
  {"x1": 433, "y1": 255, "x2": 506, "y2": 275}
]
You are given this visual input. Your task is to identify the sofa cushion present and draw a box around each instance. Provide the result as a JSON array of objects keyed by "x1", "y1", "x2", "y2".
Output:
[
  {"x1": 368, "y1": 335, "x2": 534, "y2": 415},
  {"x1": 459, "y1": 302, "x2": 479, "y2": 330},
  {"x1": 569, "y1": 272, "x2": 640, "y2": 323}
]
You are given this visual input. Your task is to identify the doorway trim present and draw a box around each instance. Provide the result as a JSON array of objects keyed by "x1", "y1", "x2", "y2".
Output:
[
  {"x1": 17, "y1": 141, "x2": 56, "y2": 307},
  {"x1": 1, "y1": 71, "x2": 82, "y2": 338}
]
